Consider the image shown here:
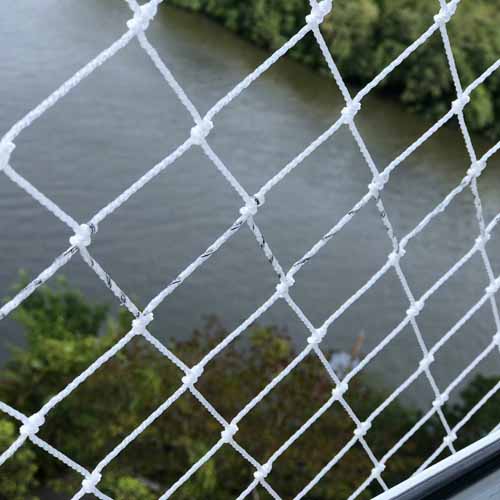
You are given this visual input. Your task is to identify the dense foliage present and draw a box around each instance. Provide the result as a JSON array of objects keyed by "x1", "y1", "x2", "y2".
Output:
[
  {"x1": 0, "y1": 278, "x2": 498, "y2": 499},
  {"x1": 169, "y1": 0, "x2": 500, "y2": 139}
]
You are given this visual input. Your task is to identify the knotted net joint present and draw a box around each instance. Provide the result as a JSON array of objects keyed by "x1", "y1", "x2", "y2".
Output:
[
  {"x1": 190, "y1": 118, "x2": 214, "y2": 145},
  {"x1": 0, "y1": 140, "x2": 15, "y2": 172},
  {"x1": 332, "y1": 381, "x2": 349, "y2": 400},
  {"x1": 451, "y1": 94, "x2": 471, "y2": 115},
  {"x1": 432, "y1": 393, "x2": 449, "y2": 409},
  {"x1": 82, "y1": 471, "x2": 102, "y2": 494},
  {"x1": 467, "y1": 159, "x2": 487, "y2": 179},
  {"x1": 443, "y1": 432, "x2": 458, "y2": 447},
  {"x1": 368, "y1": 172, "x2": 389, "y2": 198},
  {"x1": 307, "y1": 325, "x2": 327, "y2": 345},
  {"x1": 370, "y1": 463, "x2": 386, "y2": 479},
  {"x1": 69, "y1": 224, "x2": 94, "y2": 248},
  {"x1": 406, "y1": 299, "x2": 425, "y2": 319},
  {"x1": 182, "y1": 364, "x2": 204, "y2": 386},
  {"x1": 434, "y1": 2, "x2": 457, "y2": 25},
  {"x1": 486, "y1": 277, "x2": 500, "y2": 296},
  {"x1": 126, "y1": 1, "x2": 158, "y2": 32},
  {"x1": 387, "y1": 247, "x2": 406, "y2": 267},
  {"x1": 354, "y1": 421, "x2": 372, "y2": 439},
  {"x1": 19, "y1": 412, "x2": 45, "y2": 437},
  {"x1": 493, "y1": 332, "x2": 500, "y2": 347},
  {"x1": 306, "y1": 0, "x2": 333, "y2": 25},
  {"x1": 341, "y1": 101, "x2": 362, "y2": 124},
  {"x1": 254, "y1": 462, "x2": 272, "y2": 481},
  {"x1": 132, "y1": 312, "x2": 154, "y2": 334},
  {"x1": 254, "y1": 192, "x2": 266, "y2": 207},
  {"x1": 475, "y1": 231, "x2": 491, "y2": 250},
  {"x1": 221, "y1": 422, "x2": 239, "y2": 443},
  {"x1": 419, "y1": 352, "x2": 435, "y2": 370},
  {"x1": 276, "y1": 275, "x2": 295, "y2": 298},
  {"x1": 240, "y1": 194, "x2": 265, "y2": 219}
]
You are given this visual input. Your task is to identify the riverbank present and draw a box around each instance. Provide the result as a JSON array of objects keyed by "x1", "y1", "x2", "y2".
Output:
[{"x1": 168, "y1": 0, "x2": 500, "y2": 140}]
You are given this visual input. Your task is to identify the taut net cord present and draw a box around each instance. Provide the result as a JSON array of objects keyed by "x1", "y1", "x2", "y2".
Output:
[{"x1": 1, "y1": 0, "x2": 500, "y2": 498}]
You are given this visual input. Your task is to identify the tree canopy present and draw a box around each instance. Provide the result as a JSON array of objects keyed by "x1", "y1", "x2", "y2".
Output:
[
  {"x1": 0, "y1": 278, "x2": 498, "y2": 498},
  {"x1": 170, "y1": 0, "x2": 500, "y2": 140}
]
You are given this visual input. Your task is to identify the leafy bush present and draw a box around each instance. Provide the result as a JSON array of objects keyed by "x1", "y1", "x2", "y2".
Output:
[
  {"x1": 0, "y1": 419, "x2": 38, "y2": 500},
  {"x1": 0, "y1": 278, "x2": 498, "y2": 498},
  {"x1": 444, "y1": 374, "x2": 500, "y2": 449},
  {"x1": 169, "y1": 0, "x2": 500, "y2": 139}
]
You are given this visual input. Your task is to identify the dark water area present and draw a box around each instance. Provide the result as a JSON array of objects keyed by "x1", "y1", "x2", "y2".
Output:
[{"x1": 1, "y1": 0, "x2": 500, "y2": 407}]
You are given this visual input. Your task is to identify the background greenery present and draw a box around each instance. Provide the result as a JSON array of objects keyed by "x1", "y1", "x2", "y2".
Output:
[
  {"x1": 168, "y1": 0, "x2": 500, "y2": 140},
  {"x1": 0, "y1": 278, "x2": 498, "y2": 499}
]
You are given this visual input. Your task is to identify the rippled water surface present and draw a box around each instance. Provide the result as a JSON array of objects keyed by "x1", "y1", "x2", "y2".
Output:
[{"x1": 2, "y1": 0, "x2": 500, "y2": 404}]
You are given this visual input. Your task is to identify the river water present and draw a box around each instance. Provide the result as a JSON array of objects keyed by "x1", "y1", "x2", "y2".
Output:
[{"x1": 1, "y1": 0, "x2": 500, "y2": 405}]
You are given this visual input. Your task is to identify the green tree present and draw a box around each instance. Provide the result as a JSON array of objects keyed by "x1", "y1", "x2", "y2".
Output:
[
  {"x1": 444, "y1": 374, "x2": 500, "y2": 449},
  {"x1": 0, "y1": 419, "x2": 38, "y2": 500},
  {"x1": 103, "y1": 476, "x2": 156, "y2": 500},
  {"x1": 0, "y1": 279, "x2": 428, "y2": 499},
  {"x1": 0, "y1": 279, "x2": 497, "y2": 498},
  {"x1": 167, "y1": 0, "x2": 500, "y2": 139}
]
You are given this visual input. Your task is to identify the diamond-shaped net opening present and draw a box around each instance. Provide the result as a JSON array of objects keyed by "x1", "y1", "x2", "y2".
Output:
[{"x1": 1, "y1": 0, "x2": 500, "y2": 498}]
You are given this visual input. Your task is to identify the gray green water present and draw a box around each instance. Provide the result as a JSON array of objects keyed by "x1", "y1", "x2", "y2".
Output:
[{"x1": 1, "y1": 0, "x2": 500, "y2": 404}]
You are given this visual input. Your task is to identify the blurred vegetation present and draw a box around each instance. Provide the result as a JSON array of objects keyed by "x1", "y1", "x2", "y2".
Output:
[
  {"x1": 0, "y1": 277, "x2": 498, "y2": 499},
  {"x1": 168, "y1": 0, "x2": 500, "y2": 139}
]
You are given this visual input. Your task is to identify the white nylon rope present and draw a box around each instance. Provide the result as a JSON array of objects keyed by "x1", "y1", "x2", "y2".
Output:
[{"x1": 1, "y1": 1, "x2": 499, "y2": 498}]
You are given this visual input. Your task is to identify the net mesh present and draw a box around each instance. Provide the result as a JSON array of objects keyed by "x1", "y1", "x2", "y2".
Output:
[{"x1": 1, "y1": 0, "x2": 500, "y2": 498}]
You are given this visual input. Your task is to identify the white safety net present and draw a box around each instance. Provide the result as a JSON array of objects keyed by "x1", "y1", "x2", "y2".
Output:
[{"x1": 1, "y1": 0, "x2": 500, "y2": 498}]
